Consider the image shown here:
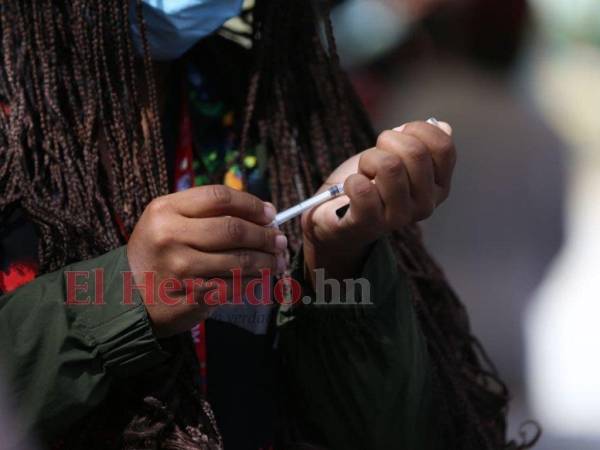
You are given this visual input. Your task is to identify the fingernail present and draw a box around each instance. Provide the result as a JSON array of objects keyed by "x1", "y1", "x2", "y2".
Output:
[
  {"x1": 438, "y1": 121, "x2": 453, "y2": 136},
  {"x1": 264, "y1": 203, "x2": 276, "y2": 221},
  {"x1": 427, "y1": 117, "x2": 452, "y2": 135},
  {"x1": 393, "y1": 124, "x2": 407, "y2": 133},
  {"x1": 275, "y1": 234, "x2": 288, "y2": 251},
  {"x1": 276, "y1": 255, "x2": 287, "y2": 274}
]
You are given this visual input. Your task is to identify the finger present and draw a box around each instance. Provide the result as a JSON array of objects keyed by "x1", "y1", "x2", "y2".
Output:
[
  {"x1": 339, "y1": 173, "x2": 384, "y2": 236},
  {"x1": 398, "y1": 121, "x2": 456, "y2": 200},
  {"x1": 151, "y1": 276, "x2": 269, "y2": 308},
  {"x1": 173, "y1": 248, "x2": 281, "y2": 278},
  {"x1": 430, "y1": 119, "x2": 453, "y2": 136},
  {"x1": 166, "y1": 185, "x2": 276, "y2": 225},
  {"x1": 376, "y1": 130, "x2": 436, "y2": 220},
  {"x1": 196, "y1": 276, "x2": 274, "y2": 307},
  {"x1": 358, "y1": 149, "x2": 411, "y2": 229},
  {"x1": 179, "y1": 217, "x2": 287, "y2": 254}
]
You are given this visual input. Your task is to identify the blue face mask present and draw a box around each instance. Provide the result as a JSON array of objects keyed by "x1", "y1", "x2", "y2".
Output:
[{"x1": 130, "y1": 0, "x2": 244, "y2": 61}]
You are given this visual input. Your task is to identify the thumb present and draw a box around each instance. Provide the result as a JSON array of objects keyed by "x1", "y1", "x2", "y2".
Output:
[{"x1": 338, "y1": 174, "x2": 383, "y2": 237}]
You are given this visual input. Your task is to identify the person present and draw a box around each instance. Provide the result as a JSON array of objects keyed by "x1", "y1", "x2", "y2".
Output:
[{"x1": 0, "y1": 1, "x2": 533, "y2": 449}]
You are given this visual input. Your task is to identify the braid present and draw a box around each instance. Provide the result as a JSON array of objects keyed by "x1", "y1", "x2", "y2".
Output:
[
  {"x1": 0, "y1": 0, "x2": 167, "y2": 273},
  {"x1": 245, "y1": 0, "x2": 539, "y2": 448},
  {"x1": 1, "y1": 2, "x2": 216, "y2": 449}
]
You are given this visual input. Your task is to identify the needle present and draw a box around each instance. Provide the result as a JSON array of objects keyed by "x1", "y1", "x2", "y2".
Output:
[
  {"x1": 269, "y1": 117, "x2": 442, "y2": 227},
  {"x1": 269, "y1": 183, "x2": 345, "y2": 227}
]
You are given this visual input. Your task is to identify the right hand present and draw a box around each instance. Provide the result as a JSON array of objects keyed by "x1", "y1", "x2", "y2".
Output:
[{"x1": 127, "y1": 185, "x2": 287, "y2": 337}]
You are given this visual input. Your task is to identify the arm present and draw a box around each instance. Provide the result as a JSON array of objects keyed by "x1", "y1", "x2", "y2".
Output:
[
  {"x1": 0, "y1": 246, "x2": 168, "y2": 442},
  {"x1": 277, "y1": 238, "x2": 438, "y2": 450},
  {"x1": 0, "y1": 184, "x2": 285, "y2": 443},
  {"x1": 285, "y1": 120, "x2": 456, "y2": 449}
]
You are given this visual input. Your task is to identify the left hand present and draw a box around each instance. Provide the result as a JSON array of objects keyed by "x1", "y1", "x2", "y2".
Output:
[{"x1": 301, "y1": 120, "x2": 455, "y2": 282}]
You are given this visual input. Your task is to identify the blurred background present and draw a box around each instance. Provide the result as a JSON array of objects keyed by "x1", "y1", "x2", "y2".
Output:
[{"x1": 331, "y1": 0, "x2": 600, "y2": 448}]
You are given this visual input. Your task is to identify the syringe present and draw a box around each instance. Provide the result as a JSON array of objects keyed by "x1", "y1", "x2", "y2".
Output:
[
  {"x1": 270, "y1": 183, "x2": 345, "y2": 227},
  {"x1": 269, "y1": 117, "x2": 443, "y2": 227}
]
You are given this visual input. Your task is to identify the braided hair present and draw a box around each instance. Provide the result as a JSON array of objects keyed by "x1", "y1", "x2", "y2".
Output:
[
  {"x1": 242, "y1": 1, "x2": 538, "y2": 448},
  {"x1": 0, "y1": 0, "x2": 538, "y2": 448},
  {"x1": 0, "y1": 0, "x2": 167, "y2": 273}
]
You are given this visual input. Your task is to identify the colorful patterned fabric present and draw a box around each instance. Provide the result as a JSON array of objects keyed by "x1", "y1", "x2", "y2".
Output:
[
  {"x1": 173, "y1": 58, "x2": 271, "y2": 402},
  {"x1": 0, "y1": 261, "x2": 37, "y2": 294},
  {"x1": 175, "y1": 60, "x2": 268, "y2": 196}
]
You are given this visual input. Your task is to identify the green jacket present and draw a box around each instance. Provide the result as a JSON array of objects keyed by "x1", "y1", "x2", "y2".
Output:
[{"x1": 0, "y1": 239, "x2": 436, "y2": 449}]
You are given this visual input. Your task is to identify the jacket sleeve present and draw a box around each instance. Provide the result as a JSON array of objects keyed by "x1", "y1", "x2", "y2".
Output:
[
  {"x1": 277, "y1": 237, "x2": 438, "y2": 450},
  {"x1": 0, "y1": 246, "x2": 169, "y2": 443}
]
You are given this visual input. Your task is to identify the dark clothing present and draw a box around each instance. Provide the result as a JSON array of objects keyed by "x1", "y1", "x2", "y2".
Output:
[
  {"x1": 0, "y1": 238, "x2": 436, "y2": 449},
  {"x1": 0, "y1": 246, "x2": 168, "y2": 443}
]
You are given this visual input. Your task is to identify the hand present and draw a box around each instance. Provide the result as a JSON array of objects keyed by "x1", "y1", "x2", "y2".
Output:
[
  {"x1": 301, "y1": 120, "x2": 455, "y2": 282},
  {"x1": 127, "y1": 185, "x2": 287, "y2": 337}
]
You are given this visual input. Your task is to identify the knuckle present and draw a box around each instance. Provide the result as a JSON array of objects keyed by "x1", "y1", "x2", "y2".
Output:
[
  {"x1": 251, "y1": 196, "x2": 262, "y2": 217},
  {"x1": 358, "y1": 152, "x2": 368, "y2": 167},
  {"x1": 170, "y1": 255, "x2": 187, "y2": 278},
  {"x1": 226, "y1": 217, "x2": 244, "y2": 241},
  {"x1": 151, "y1": 219, "x2": 173, "y2": 248},
  {"x1": 376, "y1": 130, "x2": 398, "y2": 150},
  {"x1": 402, "y1": 122, "x2": 418, "y2": 133},
  {"x1": 381, "y1": 154, "x2": 405, "y2": 177},
  {"x1": 404, "y1": 140, "x2": 429, "y2": 164},
  {"x1": 437, "y1": 134, "x2": 454, "y2": 155},
  {"x1": 436, "y1": 135, "x2": 456, "y2": 163},
  {"x1": 237, "y1": 250, "x2": 253, "y2": 271},
  {"x1": 147, "y1": 197, "x2": 169, "y2": 216},
  {"x1": 264, "y1": 229, "x2": 274, "y2": 250},
  {"x1": 208, "y1": 184, "x2": 232, "y2": 205},
  {"x1": 352, "y1": 190, "x2": 371, "y2": 203},
  {"x1": 348, "y1": 174, "x2": 374, "y2": 198}
]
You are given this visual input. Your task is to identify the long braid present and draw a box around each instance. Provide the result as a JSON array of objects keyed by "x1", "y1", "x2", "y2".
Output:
[
  {"x1": 0, "y1": 0, "x2": 167, "y2": 273},
  {"x1": 1, "y1": 2, "x2": 216, "y2": 449},
  {"x1": 244, "y1": 0, "x2": 539, "y2": 448}
]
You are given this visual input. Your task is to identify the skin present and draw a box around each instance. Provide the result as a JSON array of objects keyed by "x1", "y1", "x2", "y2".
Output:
[
  {"x1": 127, "y1": 120, "x2": 455, "y2": 337},
  {"x1": 303, "y1": 120, "x2": 455, "y2": 284},
  {"x1": 127, "y1": 186, "x2": 287, "y2": 337}
]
